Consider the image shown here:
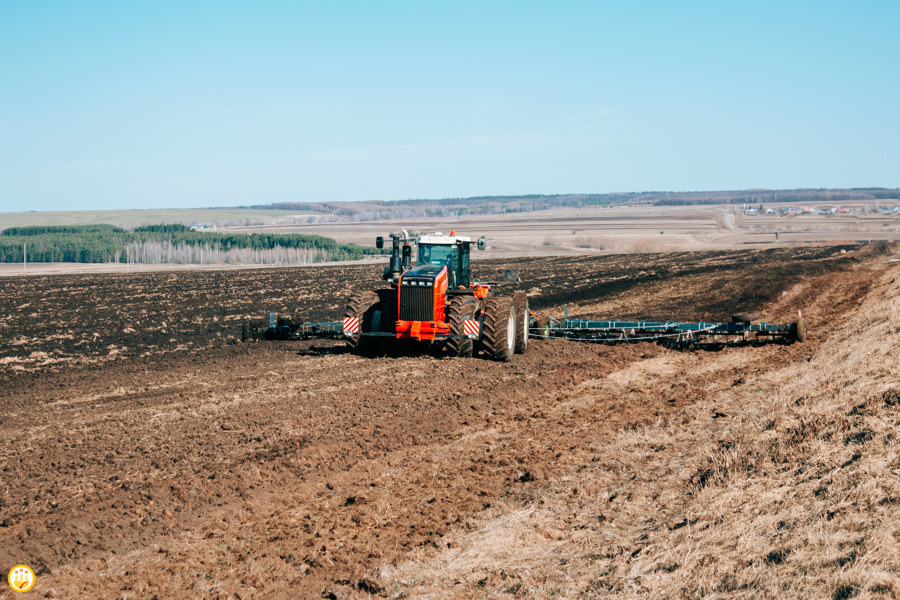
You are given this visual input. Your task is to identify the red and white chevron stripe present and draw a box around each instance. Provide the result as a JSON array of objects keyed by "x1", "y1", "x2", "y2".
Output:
[
  {"x1": 463, "y1": 319, "x2": 480, "y2": 339},
  {"x1": 343, "y1": 316, "x2": 360, "y2": 335}
]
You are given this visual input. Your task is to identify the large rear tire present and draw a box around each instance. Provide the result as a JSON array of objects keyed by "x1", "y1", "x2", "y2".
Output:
[
  {"x1": 343, "y1": 291, "x2": 379, "y2": 355},
  {"x1": 513, "y1": 292, "x2": 529, "y2": 354},
  {"x1": 445, "y1": 295, "x2": 477, "y2": 357},
  {"x1": 481, "y1": 295, "x2": 515, "y2": 362}
]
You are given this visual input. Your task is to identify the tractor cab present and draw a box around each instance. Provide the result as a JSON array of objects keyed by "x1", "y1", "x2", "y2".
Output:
[
  {"x1": 377, "y1": 230, "x2": 486, "y2": 288},
  {"x1": 415, "y1": 231, "x2": 480, "y2": 288}
]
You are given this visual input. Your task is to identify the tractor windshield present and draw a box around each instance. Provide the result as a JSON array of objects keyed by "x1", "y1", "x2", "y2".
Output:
[
  {"x1": 419, "y1": 244, "x2": 459, "y2": 285},
  {"x1": 419, "y1": 243, "x2": 456, "y2": 268}
]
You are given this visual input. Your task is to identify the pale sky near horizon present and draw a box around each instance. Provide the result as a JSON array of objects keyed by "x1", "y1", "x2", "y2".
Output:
[{"x1": 1, "y1": 1, "x2": 898, "y2": 213}]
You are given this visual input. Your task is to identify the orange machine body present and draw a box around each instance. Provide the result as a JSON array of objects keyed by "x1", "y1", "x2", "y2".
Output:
[{"x1": 394, "y1": 266, "x2": 450, "y2": 341}]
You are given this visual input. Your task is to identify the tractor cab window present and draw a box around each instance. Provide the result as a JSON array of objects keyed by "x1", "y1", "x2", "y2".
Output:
[
  {"x1": 419, "y1": 244, "x2": 459, "y2": 285},
  {"x1": 459, "y1": 243, "x2": 470, "y2": 287}
]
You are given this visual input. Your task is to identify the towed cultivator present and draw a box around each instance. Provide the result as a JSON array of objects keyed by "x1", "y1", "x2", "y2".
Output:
[
  {"x1": 246, "y1": 230, "x2": 808, "y2": 358},
  {"x1": 244, "y1": 313, "x2": 344, "y2": 341},
  {"x1": 532, "y1": 308, "x2": 807, "y2": 348}
]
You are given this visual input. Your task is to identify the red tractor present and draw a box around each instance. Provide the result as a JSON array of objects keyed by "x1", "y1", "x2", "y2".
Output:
[{"x1": 342, "y1": 230, "x2": 529, "y2": 361}]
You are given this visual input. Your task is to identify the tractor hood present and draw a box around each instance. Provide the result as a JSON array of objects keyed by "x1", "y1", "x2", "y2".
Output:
[
  {"x1": 398, "y1": 264, "x2": 448, "y2": 322},
  {"x1": 399, "y1": 264, "x2": 449, "y2": 295},
  {"x1": 401, "y1": 264, "x2": 445, "y2": 281}
]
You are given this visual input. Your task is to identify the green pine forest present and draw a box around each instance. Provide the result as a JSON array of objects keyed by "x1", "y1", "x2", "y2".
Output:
[{"x1": 0, "y1": 224, "x2": 374, "y2": 265}]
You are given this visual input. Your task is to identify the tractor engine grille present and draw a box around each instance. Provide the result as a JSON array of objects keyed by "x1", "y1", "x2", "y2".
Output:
[{"x1": 399, "y1": 286, "x2": 434, "y2": 321}]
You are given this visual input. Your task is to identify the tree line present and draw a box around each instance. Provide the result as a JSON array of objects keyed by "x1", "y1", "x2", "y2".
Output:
[
  {"x1": 649, "y1": 188, "x2": 900, "y2": 207},
  {"x1": 235, "y1": 188, "x2": 900, "y2": 222},
  {"x1": 0, "y1": 224, "x2": 375, "y2": 264}
]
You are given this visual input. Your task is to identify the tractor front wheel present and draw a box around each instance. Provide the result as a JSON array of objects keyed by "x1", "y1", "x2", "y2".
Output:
[{"x1": 481, "y1": 295, "x2": 515, "y2": 362}]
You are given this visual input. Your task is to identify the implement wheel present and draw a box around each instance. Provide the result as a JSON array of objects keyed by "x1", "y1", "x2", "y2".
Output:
[
  {"x1": 794, "y1": 312, "x2": 808, "y2": 342},
  {"x1": 445, "y1": 295, "x2": 477, "y2": 357},
  {"x1": 481, "y1": 295, "x2": 515, "y2": 362},
  {"x1": 731, "y1": 311, "x2": 761, "y2": 324}
]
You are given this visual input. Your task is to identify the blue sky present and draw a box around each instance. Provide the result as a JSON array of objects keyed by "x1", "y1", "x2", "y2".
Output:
[{"x1": 1, "y1": 1, "x2": 898, "y2": 212}]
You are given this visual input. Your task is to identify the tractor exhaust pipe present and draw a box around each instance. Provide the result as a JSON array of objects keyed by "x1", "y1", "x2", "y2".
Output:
[
  {"x1": 381, "y1": 232, "x2": 412, "y2": 280},
  {"x1": 389, "y1": 236, "x2": 402, "y2": 277},
  {"x1": 401, "y1": 243, "x2": 412, "y2": 271}
]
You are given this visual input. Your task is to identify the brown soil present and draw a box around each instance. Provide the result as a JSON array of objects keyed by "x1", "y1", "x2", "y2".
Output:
[{"x1": 0, "y1": 244, "x2": 895, "y2": 599}]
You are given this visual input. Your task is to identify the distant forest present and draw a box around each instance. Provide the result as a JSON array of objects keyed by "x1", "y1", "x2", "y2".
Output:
[
  {"x1": 241, "y1": 188, "x2": 900, "y2": 222},
  {"x1": 0, "y1": 224, "x2": 374, "y2": 264}
]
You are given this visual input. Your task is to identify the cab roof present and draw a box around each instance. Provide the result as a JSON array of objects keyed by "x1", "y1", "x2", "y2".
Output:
[{"x1": 417, "y1": 231, "x2": 472, "y2": 245}]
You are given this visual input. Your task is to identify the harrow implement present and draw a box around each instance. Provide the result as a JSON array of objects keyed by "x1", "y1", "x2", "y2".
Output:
[
  {"x1": 531, "y1": 308, "x2": 807, "y2": 348},
  {"x1": 243, "y1": 312, "x2": 344, "y2": 341}
]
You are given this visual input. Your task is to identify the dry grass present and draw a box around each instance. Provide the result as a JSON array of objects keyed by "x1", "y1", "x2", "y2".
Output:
[{"x1": 379, "y1": 263, "x2": 900, "y2": 599}]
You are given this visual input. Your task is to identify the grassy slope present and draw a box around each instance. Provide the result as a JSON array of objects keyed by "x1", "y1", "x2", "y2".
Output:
[
  {"x1": 0, "y1": 208, "x2": 315, "y2": 230},
  {"x1": 384, "y1": 256, "x2": 900, "y2": 598}
]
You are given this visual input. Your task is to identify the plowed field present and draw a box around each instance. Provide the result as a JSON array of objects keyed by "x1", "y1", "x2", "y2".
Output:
[{"x1": 0, "y1": 244, "x2": 894, "y2": 599}]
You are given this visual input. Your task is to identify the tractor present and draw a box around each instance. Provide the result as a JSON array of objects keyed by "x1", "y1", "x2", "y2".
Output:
[{"x1": 341, "y1": 230, "x2": 529, "y2": 361}]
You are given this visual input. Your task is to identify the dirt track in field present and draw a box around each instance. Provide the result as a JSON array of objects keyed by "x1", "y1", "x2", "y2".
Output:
[{"x1": 0, "y1": 244, "x2": 892, "y2": 599}]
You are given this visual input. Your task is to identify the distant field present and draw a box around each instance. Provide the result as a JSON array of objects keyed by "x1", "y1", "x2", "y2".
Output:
[
  {"x1": 229, "y1": 203, "x2": 900, "y2": 256},
  {"x1": 3, "y1": 202, "x2": 899, "y2": 261},
  {"x1": 0, "y1": 208, "x2": 317, "y2": 230}
]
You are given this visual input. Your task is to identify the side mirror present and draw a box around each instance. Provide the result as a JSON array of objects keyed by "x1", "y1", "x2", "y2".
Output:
[
  {"x1": 477, "y1": 237, "x2": 486, "y2": 251},
  {"x1": 376, "y1": 236, "x2": 384, "y2": 249}
]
